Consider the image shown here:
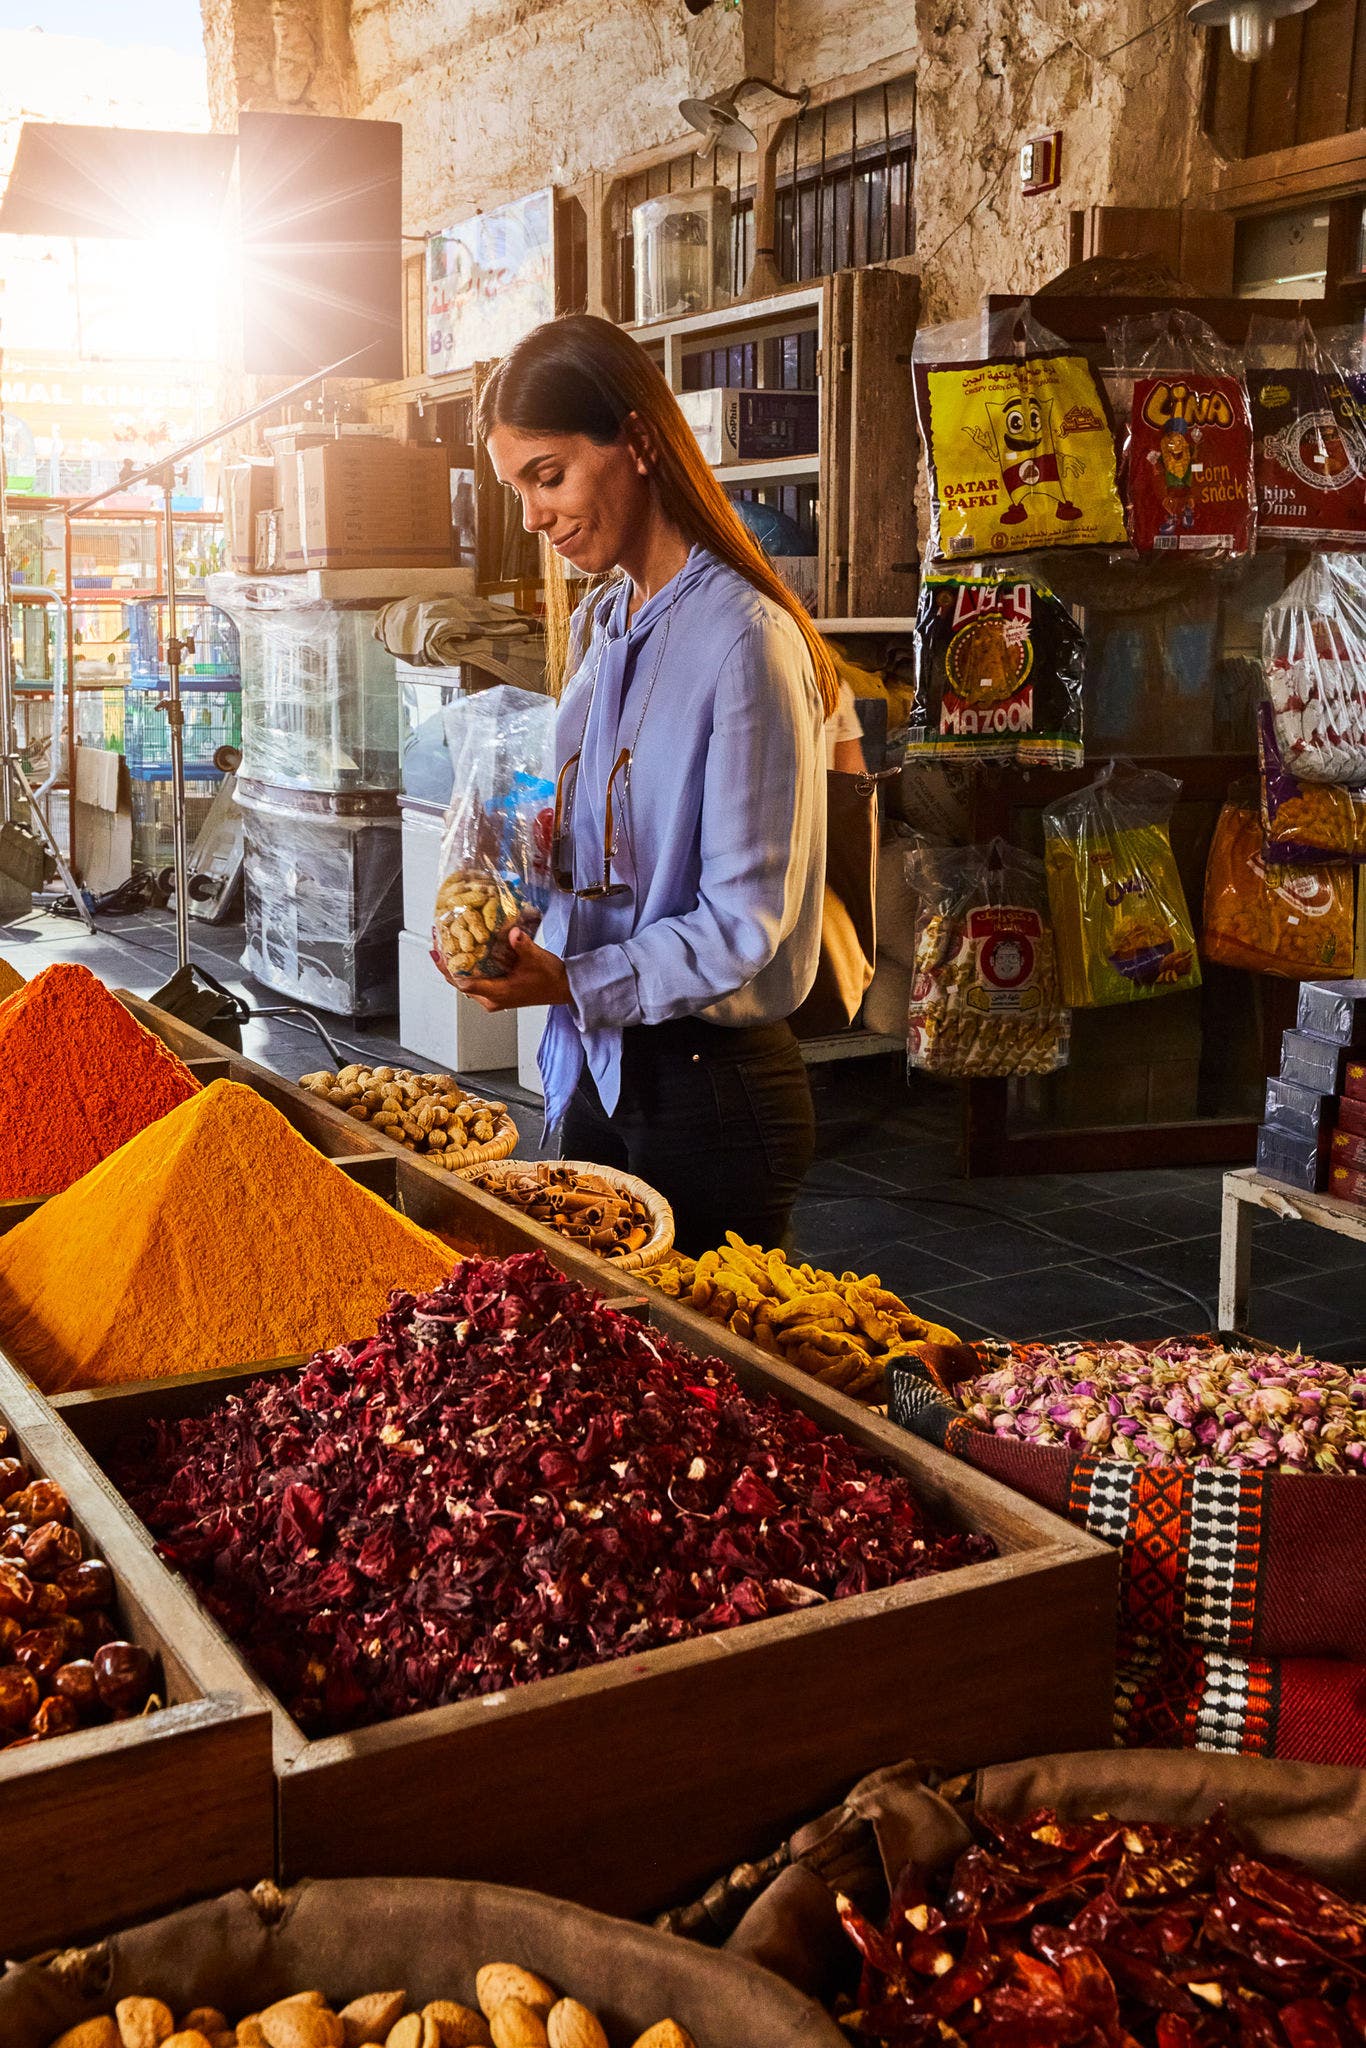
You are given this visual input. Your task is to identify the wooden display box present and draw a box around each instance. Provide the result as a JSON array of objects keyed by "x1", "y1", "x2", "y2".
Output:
[
  {"x1": 0, "y1": 1378, "x2": 274, "y2": 1958},
  {"x1": 32, "y1": 1341, "x2": 1116, "y2": 1922}
]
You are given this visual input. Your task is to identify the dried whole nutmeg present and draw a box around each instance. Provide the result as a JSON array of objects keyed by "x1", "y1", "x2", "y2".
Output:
[
  {"x1": 60, "y1": 1558, "x2": 113, "y2": 1612},
  {"x1": 30, "y1": 1692, "x2": 79, "y2": 1739},
  {"x1": 546, "y1": 2004, "x2": 607, "y2": 2048},
  {"x1": 338, "y1": 1994, "x2": 407, "y2": 2048},
  {"x1": 0, "y1": 1457, "x2": 26, "y2": 1496},
  {"x1": 258, "y1": 2001, "x2": 344, "y2": 2048},
  {"x1": 475, "y1": 1971, "x2": 555, "y2": 2024},
  {"x1": 488, "y1": 2006, "x2": 548, "y2": 2048},
  {"x1": 31, "y1": 1580, "x2": 70, "y2": 1620},
  {"x1": 181, "y1": 2013, "x2": 229, "y2": 2039},
  {"x1": 7, "y1": 1479, "x2": 70, "y2": 1525},
  {"x1": 78, "y1": 1608, "x2": 119, "y2": 1653},
  {"x1": 0, "y1": 1523, "x2": 27, "y2": 1559},
  {"x1": 630, "y1": 2027, "x2": 697, "y2": 2048},
  {"x1": 423, "y1": 2004, "x2": 491, "y2": 2048},
  {"x1": 23, "y1": 1520, "x2": 83, "y2": 1579},
  {"x1": 14, "y1": 1623, "x2": 68, "y2": 1683},
  {"x1": 114, "y1": 1996, "x2": 176, "y2": 2048},
  {"x1": 93, "y1": 1640, "x2": 154, "y2": 1715},
  {"x1": 0, "y1": 1663, "x2": 39, "y2": 1729},
  {"x1": 161, "y1": 2034, "x2": 214, "y2": 2048},
  {"x1": 0, "y1": 1559, "x2": 34, "y2": 1619},
  {"x1": 52, "y1": 1658, "x2": 101, "y2": 1714},
  {"x1": 0, "y1": 1613, "x2": 20, "y2": 1655},
  {"x1": 385, "y1": 2018, "x2": 438, "y2": 2048}
]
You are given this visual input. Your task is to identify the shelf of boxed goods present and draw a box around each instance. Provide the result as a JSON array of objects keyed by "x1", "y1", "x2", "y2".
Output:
[{"x1": 0, "y1": 984, "x2": 1121, "y2": 1920}]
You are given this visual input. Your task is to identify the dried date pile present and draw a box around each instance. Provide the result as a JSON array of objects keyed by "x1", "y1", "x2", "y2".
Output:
[
  {"x1": 0, "y1": 1430, "x2": 156, "y2": 1748},
  {"x1": 113, "y1": 1251, "x2": 992, "y2": 1734},
  {"x1": 839, "y1": 1803, "x2": 1366, "y2": 2048}
]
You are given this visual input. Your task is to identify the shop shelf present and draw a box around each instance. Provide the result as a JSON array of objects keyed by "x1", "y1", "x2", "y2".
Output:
[
  {"x1": 0, "y1": 1379, "x2": 273, "y2": 1959},
  {"x1": 28, "y1": 995, "x2": 1119, "y2": 1923}
]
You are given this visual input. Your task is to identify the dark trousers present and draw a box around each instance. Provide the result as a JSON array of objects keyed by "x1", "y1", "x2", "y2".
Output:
[{"x1": 561, "y1": 1017, "x2": 816, "y2": 1258}]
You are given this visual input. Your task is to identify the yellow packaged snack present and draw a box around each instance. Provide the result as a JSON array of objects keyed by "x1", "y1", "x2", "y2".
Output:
[
  {"x1": 913, "y1": 310, "x2": 1128, "y2": 562},
  {"x1": 1044, "y1": 763, "x2": 1201, "y2": 1007},
  {"x1": 1202, "y1": 793, "x2": 1354, "y2": 978}
]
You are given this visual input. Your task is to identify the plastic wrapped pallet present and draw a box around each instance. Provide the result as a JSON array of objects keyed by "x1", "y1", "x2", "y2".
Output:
[
  {"x1": 208, "y1": 572, "x2": 402, "y2": 794},
  {"x1": 238, "y1": 780, "x2": 402, "y2": 1017}
]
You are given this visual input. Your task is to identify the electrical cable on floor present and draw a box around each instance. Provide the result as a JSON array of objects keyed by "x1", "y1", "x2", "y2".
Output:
[{"x1": 801, "y1": 1177, "x2": 1219, "y2": 1328}]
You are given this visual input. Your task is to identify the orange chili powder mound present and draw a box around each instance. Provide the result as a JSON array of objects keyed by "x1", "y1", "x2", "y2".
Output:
[
  {"x1": 0, "y1": 962, "x2": 200, "y2": 1201},
  {"x1": 0, "y1": 1079, "x2": 461, "y2": 1394}
]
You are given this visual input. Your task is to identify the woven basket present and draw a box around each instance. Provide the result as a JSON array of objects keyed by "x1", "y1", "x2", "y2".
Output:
[
  {"x1": 420, "y1": 1107, "x2": 521, "y2": 1173},
  {"x1": 457, "y1": 1156, "x2": 674, "y2": 1271}
]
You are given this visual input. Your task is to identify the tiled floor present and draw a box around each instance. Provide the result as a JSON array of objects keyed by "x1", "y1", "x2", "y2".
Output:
[{"x1": 5, "y1": 901, "x2": 1365, "y2": 1361}]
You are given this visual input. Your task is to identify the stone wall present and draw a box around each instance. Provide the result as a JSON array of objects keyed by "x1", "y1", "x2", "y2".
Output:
[{"x1": 200, "y1": 0, "x2": 1219, "y2": 321}]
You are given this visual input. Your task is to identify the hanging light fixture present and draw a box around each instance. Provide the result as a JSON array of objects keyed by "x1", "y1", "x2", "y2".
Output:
[
  {"x1": 1187, "y1": 0, "x2": 1316, "y2": 65},
  {"x1": 678, "y1": 76, "x2": 808, "y2": 154}
]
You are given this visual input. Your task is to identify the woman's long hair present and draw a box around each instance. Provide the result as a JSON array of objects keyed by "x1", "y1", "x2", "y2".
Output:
[{"x1": 478, "y1": 313, "x2": 839, "y2": 716}]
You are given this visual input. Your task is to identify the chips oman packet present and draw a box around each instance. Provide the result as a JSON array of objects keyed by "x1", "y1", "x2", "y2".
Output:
[
  {"x1": 431, "y1": 685, "x2": 556, "y2": 986},
  {"x1": 913, "y1": 306, "x2": 1128, "y2": 562},
  {"x1": 1043, "y1": 762, "x2": 1201, "y2": 1007},
  {"x1": 908, "y1": 569, "x2": 1084, "y2": 769},
  {"x1": 1247, "y1": 315, "x2": 1366, "y2": 546},
  {"x1": 1262, "y1": 552, "x2": 1366, "y2": 786},
  {"x1": 904, "y1": 838, "x2": 1070, "y2": 1077},
  {"x1": 1202, "y1": 790, "x2": 1354, "y2": 979},
  {"x1": 1107, "y1": 310, "x2": 1255, "y2": 556}
]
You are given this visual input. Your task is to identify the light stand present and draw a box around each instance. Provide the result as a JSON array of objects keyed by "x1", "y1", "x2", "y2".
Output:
[
  {"x1": 66, "y1": 346, "x2": 369, "y2": 972},
  {"x1": 0, "y1": 348, "x2": 95, "y2": 932}
]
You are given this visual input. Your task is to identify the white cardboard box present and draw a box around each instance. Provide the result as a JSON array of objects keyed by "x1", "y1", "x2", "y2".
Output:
[
  {"x1": 677, "y1": 386, "x2": 819, "y2": 467},
  {"x1": 518, "y1": 1003, "x2": 548, "y2": 1100},
  {"x1": 398, "y1": 927, "x2": 516, "y2": 1073}
]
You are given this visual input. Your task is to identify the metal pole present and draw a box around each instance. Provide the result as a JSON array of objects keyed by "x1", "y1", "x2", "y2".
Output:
[{"x1": 160, "y1": 473, "x2": 190, "y2": 972}]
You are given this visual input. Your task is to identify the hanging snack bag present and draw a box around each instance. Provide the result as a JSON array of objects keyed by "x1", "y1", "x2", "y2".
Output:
[
  {"x1": 913, "y1": 305, "x2": 1128, "y2": 561},
  {"x1": 432, "y1": 685, "x2": 556, "y2": 985},
  {"x1": 1258, "y1": 703, "x2": 1366, "y2": 862},
  {"x1": 905, "y1": 839, "x2": 1070, "y2": 1077},
  {"x1": 1203, "y1": 789, "x2": 1354, "y2": 979},
  {"x1": 1108, "y1": 310, "x2": 1255, "y2": 556},
  {"x1": 1044, "y1": 762, "x2": 1201, "y2": 1007},
  {"x1": 1263, "y1": 552, "x2": 1366, "y2": 786},
  {"x1": 908, "y1": 570, "x2": 1085, "y2": 768},
  {"x1": 1247, "y1": 317, "x2": 1366, "y2": 546}
]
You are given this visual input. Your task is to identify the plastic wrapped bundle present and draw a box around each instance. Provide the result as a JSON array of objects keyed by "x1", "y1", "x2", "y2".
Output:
[{"x1": 1263, "y1": 554, "x2": 1366, "y2": 785}]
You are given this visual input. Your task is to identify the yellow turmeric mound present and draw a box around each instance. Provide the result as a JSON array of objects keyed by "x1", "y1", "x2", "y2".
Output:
[
  {"x1": 0, "y1": 1079, "x2": 459, "y2": 1393},
  {"x1": 0, "y1": 957, "x2": 24, "y2": 1002}
]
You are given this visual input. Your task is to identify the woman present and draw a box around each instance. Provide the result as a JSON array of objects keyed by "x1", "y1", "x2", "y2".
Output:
[{"x1": 457, "y1": 314, "x2": 838, "y2": 1256}]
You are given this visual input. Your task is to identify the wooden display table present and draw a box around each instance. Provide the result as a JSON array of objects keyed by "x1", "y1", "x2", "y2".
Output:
[{"x1": 1219, "y1": 1166, "x2": 1366, "y2": 1330}]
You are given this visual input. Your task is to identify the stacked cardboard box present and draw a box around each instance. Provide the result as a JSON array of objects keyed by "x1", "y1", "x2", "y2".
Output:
[{"x1": 1258, "y1": 981, "x2": 1366, "y2": 1199}]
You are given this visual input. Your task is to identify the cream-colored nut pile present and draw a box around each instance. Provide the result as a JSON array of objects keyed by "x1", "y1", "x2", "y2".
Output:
[
  {"x1": 299, "y1": 1066, "x2": 509, "y2": 1170},
  {"x1": 48, "y1": 1971, "x2": 699, "y2": 2048}
]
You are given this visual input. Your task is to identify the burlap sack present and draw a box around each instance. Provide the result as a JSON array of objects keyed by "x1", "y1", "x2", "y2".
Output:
[
  {"x1": 707, "y1": 1748, "x2": 1366, "y2": 2005},
  {"x1": 0, "y1": 1877, "x2": 843, "y2": 2048}
]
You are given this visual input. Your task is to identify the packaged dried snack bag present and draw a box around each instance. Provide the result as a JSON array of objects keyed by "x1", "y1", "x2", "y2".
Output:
[
  {"x1": 908, "y1": 569, "x2": 1084, "y2": 768},
  {"x1": 905, "y1": 839, "x2": 1070, "y2": 1076},
  {"x1": 1263, "y1": 552, "x2": 1366, "y2": 785},
  {"x1": 1044, "y1": 762, "x2": 1201, "y2": 1007},
  {"x1": 1108, "y1": 310, "x2": 1255, "y2": 556},
  {"x1": 1248, "y1": 316, "x2": 1366, "y2": 546},
  {"x1": 913, "y1": 306, "x2": 1127, "y2": 561},
  {"x1": 431, "y1": 685, "x2": 556, "y2": 985},
  {"x1": 1258, "y1": 702, "x2": 1366, "y2": 862},
  {"x1": 1203, "y1": 789, "x2": 1354, "y2": 978}
]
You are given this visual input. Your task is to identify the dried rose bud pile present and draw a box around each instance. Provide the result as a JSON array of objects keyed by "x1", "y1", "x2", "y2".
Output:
[
  {"x1": 0, "y1": 1433, "x2": 156, "y2": 1749},
  {"x1": 958, "y1": 1338, "x2": 1366, "y2": 1473},
  {"x1": 113, "y1": 1251, "x2": 992, "y2": 1734},
  {"x1": 840, "y1": 1802, "x2": 1366, "y2": 2048}
]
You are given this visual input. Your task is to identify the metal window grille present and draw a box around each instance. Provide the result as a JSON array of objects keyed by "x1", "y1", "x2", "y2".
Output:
[{"x1": 611, "y1": 79, "x2": 915, "y2": 321}]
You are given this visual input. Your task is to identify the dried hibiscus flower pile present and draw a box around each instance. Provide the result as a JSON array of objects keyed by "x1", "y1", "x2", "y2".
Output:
[
  {"x1": 839, "y1": 1803, "x2": 1366, "y2": 2048},
  {"x1": 113, "y1": 1250, "x2": 992, "y2": 1733}
]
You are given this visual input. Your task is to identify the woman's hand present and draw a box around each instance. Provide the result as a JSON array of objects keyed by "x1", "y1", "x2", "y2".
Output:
[{"x1": 457, "y1": 926, "x2": 571, "y2": 1011}]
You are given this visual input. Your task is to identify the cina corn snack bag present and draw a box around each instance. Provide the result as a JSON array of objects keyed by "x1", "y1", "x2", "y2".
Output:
[
  {"x1": 1044, "y1": 763, "x2": 1201, "y2": 1007},
  {"x1": 1108, "y1": 310, "x2": 1255, "y2": 557},
  {"x1": 1202, "y1": 792, "x2": 1353, "y2": 978},
  {"x1": 912, "y1": 306, "x2": 1127, "y2": 562}
]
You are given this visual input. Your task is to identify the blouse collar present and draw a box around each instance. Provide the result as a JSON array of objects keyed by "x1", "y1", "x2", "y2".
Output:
[{"x1": 604, "y1": 543, "x2": 710, "y2": 642}]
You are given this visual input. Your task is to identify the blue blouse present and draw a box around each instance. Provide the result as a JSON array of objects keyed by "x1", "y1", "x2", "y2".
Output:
[{"x1": 537, "y1": 546, "x2": 826, "y2": 1132}]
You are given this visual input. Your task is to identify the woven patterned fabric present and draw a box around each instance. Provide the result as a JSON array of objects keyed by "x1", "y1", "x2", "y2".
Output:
[{"x1": 1116, "y1": 1633, "x2": 1366, "y2": 1766}]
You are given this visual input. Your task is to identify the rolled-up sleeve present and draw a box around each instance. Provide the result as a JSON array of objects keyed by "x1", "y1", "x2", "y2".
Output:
[{"x1": 564, "y1": 618, "x2": 820, "y2": 1030}]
